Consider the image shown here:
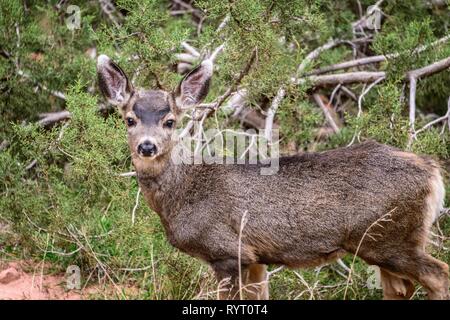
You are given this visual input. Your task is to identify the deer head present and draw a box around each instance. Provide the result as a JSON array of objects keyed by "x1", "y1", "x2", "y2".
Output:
[{"x1": 96, "y1": 54, "x2": 212, "y2": 174}]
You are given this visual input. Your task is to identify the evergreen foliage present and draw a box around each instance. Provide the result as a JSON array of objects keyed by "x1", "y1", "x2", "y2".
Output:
[{"x1": 0, "y1": 0, "x2": 449, "y2": 299}]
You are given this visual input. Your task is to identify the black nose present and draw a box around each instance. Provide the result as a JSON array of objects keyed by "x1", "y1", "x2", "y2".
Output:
[{"x1": 138, "y1": 141, "x2": 157, "y2": 157}]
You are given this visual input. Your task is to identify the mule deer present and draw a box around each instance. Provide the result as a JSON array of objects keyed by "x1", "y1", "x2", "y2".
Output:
[{"x1": 97, "y1": 54, "x2": 448, "y2": 300}]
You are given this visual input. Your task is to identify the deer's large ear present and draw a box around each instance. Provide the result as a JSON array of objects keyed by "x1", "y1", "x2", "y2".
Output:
[
  {"x1": 97, "y1": 54, "x2": 133, "y2": 107},
  {"x1": 175, "y1": 60, "x2": 212, "y2": 108}
]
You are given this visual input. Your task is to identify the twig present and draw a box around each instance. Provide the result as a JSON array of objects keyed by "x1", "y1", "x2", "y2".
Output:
[
  {"x1": 17, "y1": 69, "x2": 66, "y2": 100},
  {"x1": 407, "y1": 57, "x2": 450, "y2": 132},
  {"x1": 265, "y1": 39, "x2": 343, "y2": 141},
  {"x1": 413, "y1": 97, "x2": 450, "y2": 137},
  {"x1": 336, "y1": 258, "x2": 352, "y2": 274},
  {"x1": 39, "y1": 233, "x2": 50, "y2": 292},
  {"x1": 293, "y1": 271, "x2": 318, "y2": 300},
  {"x1": 25, "y1": 159, "x2": 37, "y2": 171},
  {"x1": 264, "y1": 87, "x2": 286, "y2": 141},
  {"x1": 313, "y1": 94, "x2": 340, "y2": 133},
  {"x1": 238, "y1": 210, "x2": 248, "y2": 300},
  {"x1": 209, "y1": 43, "x2": 225, "y2": 63},
  {"x1": 357, "y1": 76, "x2": 386, "y2": 117},
  {"x1": 180, "y1": 48, "x2": 257, "y2": 139},
  {"x1": 216, "y1": 14, "x2": 230, "y2": 34},
  {"x1": 38, "y1": 111, "x2": 71, "y2": 127},
  {"x1": 308, "y1": 34, "x2": 450, "y2": 76},
  {"x1": 181, "y1": 41, "x2": 200, "y2": 57},
  {"x1": 303, "y1": 71, "x2": 386, "y2": 86},
  {"x1": 119, "y1": 171, "x2": 137, "y2": 177},
  {"x1": 131, "y1": 187, "x2": 141, "y2": 225},
  {"x1": 347, "y1": 76, "x2": 386, "y2": 146}
]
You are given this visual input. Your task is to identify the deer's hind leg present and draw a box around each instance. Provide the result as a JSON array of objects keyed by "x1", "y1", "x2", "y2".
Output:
[
  {"x1": 361, "y1": 248, "x2": 449, "y2": 300},
  {"x1": 380, "y1": 268, "x2": 415, "y2": 300},
  {"x1": 404, "y1": 253, "x2": 449, "y2": 300}
]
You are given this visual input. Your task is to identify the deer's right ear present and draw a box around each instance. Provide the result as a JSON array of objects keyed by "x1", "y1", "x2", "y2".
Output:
[{"x1": 97, "y1": 55, "x2": 133, "y2": 107}]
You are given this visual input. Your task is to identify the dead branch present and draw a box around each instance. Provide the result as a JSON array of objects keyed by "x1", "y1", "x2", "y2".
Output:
[
  {"x1": 179, "y1": 48, "x2": 257, "y2": 139},
  {"x1": 296, "y1": 39, "x2": 344, "y2": 76},
  {"x1": 407, "y1": 57, "x2": 450, "y2": 131},
  {"x1": 413, "y1": 97, "x2": 450, "y2": 137},
  {"x1": 25, "y1": 159, "x2": 37, "y2": 171},
  {"x1": 131, "y1": 187, "x2": 141, "y2": 225},
  {"x1": 313, "y1": 94, "x2": 341, "y2": 133},
  {"x1": 265, "y1": 39, "x2": 343, "y2": 141},
  {"x1": 119, "y1": 171, "x2": 137, "y2": 177},
  {"x1": 264, "y1": 87, "x2": 286, "y2": 141},
  {"x1": 37, "y1": 110, "x2": 71, "y2": 127},
  {"x1": 304, "y1": 71, "x2": 386, "y2": 86},
  {"x1": 303, "y1": 54, "x2": 449, "y2": 91},
  {"x1": 308, "y1": 34, "x2": 450, "y2": 76},
  {"x1": 37, "y1": 111, "x2": 71, "y2": 127},
  {"x1": 222, "y1": 90, "x2": 270, "y2": 129},
  {"x1": 340, "y1": 86, "x2": 358, "y2": 101},
  {"x1": 181, "y1": 41, "x2": 200, "y2": 58},
  {"x1": 17, "y1": 69, "x2": 66, "y2": 100}
]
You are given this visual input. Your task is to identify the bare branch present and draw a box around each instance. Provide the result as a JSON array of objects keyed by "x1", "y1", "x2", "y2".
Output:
[
  {"x1": 181, "y1": 41, "x2": 200, "y2": 57},
  {"x1": 304, "y1": 71, "x2": 386, "y2": 86},
  {"x1": 38, "y1": 111, "x2": 71, "y2": 127},
  {"x1": 407, "y1": 57, "x2": 450, "y2": 132},
  {"x1": 264, "y1": 87, "x2": 286, "y2": 141},
  {"x1": 119, "y1": 171, "x2": 137, "y2": 177},
  {"x1": 131, "y1": 188, "x2": 141, "y2": 225},
  {"x1": 308, "y1": 34, "x2": 450, "y2": 76},
  {"x1": 296, "y1": 39, "x2": 343, "y2": 76},
  {"x1": 313, "y1": 94, "x2": 341, "y2": 133},
  {"x1": 413, "y1": 97, "x2": 450, "y2": 137},
  {"x1": 180, "y1": 48, "x2": 257, "y2": 139},
  {"x1": 265, "y1": 39, "x2": 343, "y2": 141},
  {"x1": 17, "y1": 69, "x2": 66, "y2": 100}
]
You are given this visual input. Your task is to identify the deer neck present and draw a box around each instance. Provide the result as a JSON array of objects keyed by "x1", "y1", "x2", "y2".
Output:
[{"x1": 136, "y1": 154, "x2": 189, "y2": 221}]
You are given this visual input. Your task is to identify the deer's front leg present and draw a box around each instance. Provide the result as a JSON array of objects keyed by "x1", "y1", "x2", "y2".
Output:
[
  {"x1": 211, "y1": 260, "x2": 269, "y2": 300},
  {"x1": 211, "y1": 259, "x2": 239, "y2": 300},
  {"x1": 244, "y1": 264, "x2": 269, "y2": 300}
]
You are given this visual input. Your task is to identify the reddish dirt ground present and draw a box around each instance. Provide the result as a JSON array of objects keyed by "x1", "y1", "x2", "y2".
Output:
[{"x1": 0, "y1": 261, "x2": 88, "y2": 300}]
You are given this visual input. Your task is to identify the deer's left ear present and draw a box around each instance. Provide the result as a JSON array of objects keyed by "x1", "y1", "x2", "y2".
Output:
[
  {"x1": 175, "y1": 60, "x2": 212, "y2": 108},
  {"x1": 97, "y1": 55, "x2": 133, "y2": 107}
]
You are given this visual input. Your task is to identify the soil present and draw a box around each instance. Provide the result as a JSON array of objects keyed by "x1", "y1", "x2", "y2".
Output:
[{"x1": 0, "y1": 261, "x2": 92, "y2": 300}]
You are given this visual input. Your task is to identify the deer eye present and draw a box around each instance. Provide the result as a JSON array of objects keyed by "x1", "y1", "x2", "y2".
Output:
[
  {"x1": 164, "y1": 119, "x2": 175, "y2": 128},
  {"x1": 126, "y1": 117, "x2": 136, "y2": 127}
]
